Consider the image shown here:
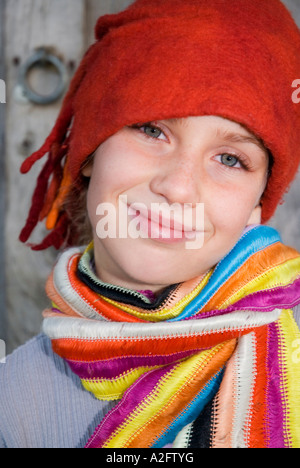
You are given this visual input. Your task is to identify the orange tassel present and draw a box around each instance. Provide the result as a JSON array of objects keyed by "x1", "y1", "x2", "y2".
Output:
[
  {"x1": 39, "y1": 170, "x2": 62, "y2": 222},
  {"x1": 46, "y1": 160, "x2": 73, "y2": 230}
]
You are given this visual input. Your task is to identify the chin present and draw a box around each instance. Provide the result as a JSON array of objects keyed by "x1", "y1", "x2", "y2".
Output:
[{"x1": 94, "y1": 236, "x2": 207, "y2": 290}]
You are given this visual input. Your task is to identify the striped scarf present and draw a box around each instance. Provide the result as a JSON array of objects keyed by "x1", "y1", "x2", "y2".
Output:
[{"x1": 43, "y1": 226, "x2": 300, "y2": 448}]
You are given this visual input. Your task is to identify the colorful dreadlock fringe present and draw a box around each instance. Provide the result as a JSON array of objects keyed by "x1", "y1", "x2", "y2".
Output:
[
  {"x1": 19, "y1": 44, "x2": 100, "y2": 251},
  {"x1": 42, "y1": 226, "x2": 300, "y2": 448}
]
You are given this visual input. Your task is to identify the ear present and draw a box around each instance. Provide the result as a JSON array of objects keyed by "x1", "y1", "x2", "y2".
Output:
[
  {"x1": 81, "y1": 158, "x2": 94, "y2": 178},
  {"x1": 246, "y1": 204, "x2": 262, "y2": 226}
]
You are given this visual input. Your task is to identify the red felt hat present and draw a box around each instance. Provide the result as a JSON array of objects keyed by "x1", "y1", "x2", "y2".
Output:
[{"x1": 20, "y1": 0, "x2": 300, "y2": 250}]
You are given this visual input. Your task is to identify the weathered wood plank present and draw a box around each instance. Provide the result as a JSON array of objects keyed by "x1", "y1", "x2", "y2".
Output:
[
  {"x1": 282, "y1": 0, "x2": 300, "y2": 23},
  {"x1": 86, "y1": 0, "x2": 134, "y2": 46},
  {"x1": 4, "y1": 0, "x2": 85, "y2": 352},
  {"x1": 0, "y1": 0, "x2": 7, "y2": 343}
]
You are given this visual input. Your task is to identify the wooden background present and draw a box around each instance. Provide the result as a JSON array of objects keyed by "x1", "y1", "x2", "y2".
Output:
[{"x1": 0, "y1": 0, "x2": 299, "y2": 353}]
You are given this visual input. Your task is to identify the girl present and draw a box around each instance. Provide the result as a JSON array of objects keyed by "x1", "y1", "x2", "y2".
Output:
[{"x1": 1, "y1": 0, "x2": 300, "y2": 449}]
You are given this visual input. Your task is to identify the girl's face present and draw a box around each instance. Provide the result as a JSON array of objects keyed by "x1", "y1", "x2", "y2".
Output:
[{"x1": 83, "y1": 116, "x2": 269, "y2": 292}]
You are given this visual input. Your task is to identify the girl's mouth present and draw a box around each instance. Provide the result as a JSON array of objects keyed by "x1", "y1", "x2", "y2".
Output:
[{"x1": 127, "y1": 204, "x2": 202, "y2": 244}]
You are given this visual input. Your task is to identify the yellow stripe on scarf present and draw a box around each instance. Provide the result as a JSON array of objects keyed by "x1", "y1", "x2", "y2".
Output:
[
  {"x1": 221, "y1": 257, "x2": 300, "y2": 309},
  {"x1": 82, "y1": 366, "x2": 160, "y2": 401},
  {"x1": 102, "y1": 341, "x2": 234, "y2": 448}
]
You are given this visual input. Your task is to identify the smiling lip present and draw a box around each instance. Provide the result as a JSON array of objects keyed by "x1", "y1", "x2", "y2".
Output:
[{"x1": 127, "y1": 205, "x2": 202, "y2": 243}]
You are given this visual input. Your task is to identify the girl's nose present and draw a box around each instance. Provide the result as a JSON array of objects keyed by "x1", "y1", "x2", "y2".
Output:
[{"x1": 149, "y1": 153, "x2": 201, "y2": 205}]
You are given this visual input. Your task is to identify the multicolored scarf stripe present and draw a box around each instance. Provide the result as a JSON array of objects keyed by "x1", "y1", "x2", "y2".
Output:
[
  {"x1": 210, "y1": 327, "x2": 270, "y2": 448},
  {"x1": 43, "y1": 226, "x2": 300, "y2": 447},
  {"x1": 86, "y1": 343, "x2": 233, "y2": 448},
  {"x1": 170, "y1": 227, "x2": 294, "y2": 321},
  {"x1": 45, "y1": 309, "x2": 280, "y2": 400},
  {"x1": 176, "y1": 310, "x2": 300, "y2": 449},
  {"x1": 172, "y1": 315, "x2": 300, "y2": 449}
]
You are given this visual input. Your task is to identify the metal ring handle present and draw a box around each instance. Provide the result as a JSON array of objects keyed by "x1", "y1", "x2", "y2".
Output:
[{"x1": 19, "y1": 49, "x2": 67, "y2": 105}]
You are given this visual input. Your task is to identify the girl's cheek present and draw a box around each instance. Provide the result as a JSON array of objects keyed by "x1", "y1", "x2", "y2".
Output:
[{"x1": 205, "y1": 161, "x2": 248, "y2": 188}]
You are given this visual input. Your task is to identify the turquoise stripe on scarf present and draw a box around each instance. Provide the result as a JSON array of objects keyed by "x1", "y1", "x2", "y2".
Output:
[
  {"x1": 152, "y1": 368, "x2": 224, "y2": 447},
  {"x1": 169, "y1": 226, "x2": 281, "y2": 322}
]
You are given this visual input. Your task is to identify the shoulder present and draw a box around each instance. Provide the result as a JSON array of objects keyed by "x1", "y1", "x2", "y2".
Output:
[
  {"x1": 0, "y1": 333, "x2": 90, "y2": 407},
  {"x1": 0, "y1": 334, "x2": 114, "y2": 448},
  {"x1": 0, "y1": 333, "x2": 71, "y2": 391},
  {"x1": 0, "y1": 334, "x2": 70, "y2": 447}
]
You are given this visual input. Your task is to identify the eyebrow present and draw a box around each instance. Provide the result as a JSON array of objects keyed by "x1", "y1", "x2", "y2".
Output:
[
  {"x1": 167, "y1": 117, "x2": 190, "y2": 129},
  {"x1": 215, "y1": 128, "x2": 266, "y2": 153},
  {"x1": 163, "y1": 118, "x2": 267, "y2": 154}
]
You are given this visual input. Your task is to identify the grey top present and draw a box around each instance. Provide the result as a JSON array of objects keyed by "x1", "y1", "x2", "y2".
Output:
[{"x1": 0, "y1": 333, "x2": 115, "y2": 448}]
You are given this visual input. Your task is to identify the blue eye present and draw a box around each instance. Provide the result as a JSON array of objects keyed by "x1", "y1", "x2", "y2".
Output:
[
  {"x1": 142, "y1": 125, "x2": 163, "y2": 139},
  {"x1": 130, "y1": 122, "x2": 168, "y2": 142},
  {"x1": 219, "y1": 153, "x2": 241, "y2": 168}
]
